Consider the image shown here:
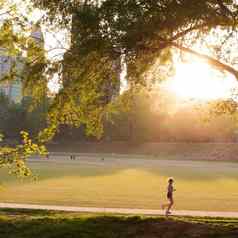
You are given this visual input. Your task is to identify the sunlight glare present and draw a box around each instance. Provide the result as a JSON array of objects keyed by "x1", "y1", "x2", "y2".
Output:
[{"x1": 165, "y1": 62, "x2": 238, "y2": 101}]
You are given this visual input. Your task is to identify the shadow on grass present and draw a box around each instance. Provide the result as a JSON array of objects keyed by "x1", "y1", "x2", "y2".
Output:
[
  {"x1": 0, "y1": 208, "x2": 58, "y2": 216},
  {"x1": 0, "y1": 209, "x2": 238, "y2": 238},
  {"x1": 2, "y1": 157, "x2": 238, "y2": 185}
]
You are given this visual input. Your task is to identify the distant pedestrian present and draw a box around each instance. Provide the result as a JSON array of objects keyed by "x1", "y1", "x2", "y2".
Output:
[
  {"x1": 161, "y1": 177, "x2": 176, "y2": 216},
  {"x1": 70, "y1": 155, "x2": 76, "y2": 160}
]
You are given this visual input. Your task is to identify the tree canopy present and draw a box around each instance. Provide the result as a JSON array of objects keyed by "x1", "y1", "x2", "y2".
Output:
[{"x1": 33, "y1": 0, "x2": 238, "y2": 133}]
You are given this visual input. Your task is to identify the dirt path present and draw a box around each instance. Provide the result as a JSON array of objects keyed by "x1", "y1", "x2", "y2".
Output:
[{"x1": 1, "y1": 203, "x2": 238, "y2": 218}]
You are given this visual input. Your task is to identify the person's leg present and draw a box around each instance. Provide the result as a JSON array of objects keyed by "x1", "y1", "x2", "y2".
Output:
[
  {"x1": 162, "y1": 199, "x2": 170, "y2": 210},
  {"x1": 166, "y1": 198, "x2": 174, "y2": 214}
]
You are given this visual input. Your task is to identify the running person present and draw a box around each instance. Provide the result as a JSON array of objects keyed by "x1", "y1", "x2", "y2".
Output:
[{"x1": 162, "y1": 178, "x2": 176, "y2": 216}]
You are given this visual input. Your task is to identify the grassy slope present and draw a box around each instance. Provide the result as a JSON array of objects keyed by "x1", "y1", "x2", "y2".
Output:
[
  {"x1": 0, "y1": 209, "x2": 238, "y2": 238},
  {"x1": 1, "y1": 158, "x2": 238, "y2": 211}
]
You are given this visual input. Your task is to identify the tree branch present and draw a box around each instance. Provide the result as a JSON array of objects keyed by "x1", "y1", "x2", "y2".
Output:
[
  {"x1": 169, "y1": 23, "x2": 209, "y2": 41},
  {"x1": 167, "y1": 19, "x2": 235, "y2": 43},
  {"x1": 0, "y1": 3, "x2": 18, "y2": 17},
  {"x1": 216, "y1": 0, "x2": 233, "y2": 17},
  {"x1": 0, "y1": 9, "x2": 12, "y2": 17},
  {"x1": 170, "y1": 42, "x2": 238, "y2": 79}
]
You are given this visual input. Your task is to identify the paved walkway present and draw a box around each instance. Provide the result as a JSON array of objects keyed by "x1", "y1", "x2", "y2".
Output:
[{"x1": 1, "y1": 203, "x2": 238, "y2": 218}]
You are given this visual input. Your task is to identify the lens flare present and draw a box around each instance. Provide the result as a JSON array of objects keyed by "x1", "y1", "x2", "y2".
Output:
[{"x1": 165, "y1": 62, "x2": 238, "y2": 101}]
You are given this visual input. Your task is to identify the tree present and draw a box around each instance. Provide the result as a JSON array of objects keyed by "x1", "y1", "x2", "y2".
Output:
[
  {"x1": 0, "y1": 1, "x2": 47, "y2": 177},
  {"x1": 31, "y1": 0, "x2": 238, "y2": 138}
]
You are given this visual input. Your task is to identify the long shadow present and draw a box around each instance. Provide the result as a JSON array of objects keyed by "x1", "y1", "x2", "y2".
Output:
[
  {"x1": 0, "y1": 211, "x2": 238, "y2": 238},
  {"x1": 1, "y1": 157, "x2": 238, "y2": 184},
  {"x1": 28, "y1": 159, "x2": 238, "y2": 182}
]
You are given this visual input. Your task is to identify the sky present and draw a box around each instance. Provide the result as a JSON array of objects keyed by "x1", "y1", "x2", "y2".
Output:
[{"x1": 163, "y1": 61, "x2": 238, "y2": 102}]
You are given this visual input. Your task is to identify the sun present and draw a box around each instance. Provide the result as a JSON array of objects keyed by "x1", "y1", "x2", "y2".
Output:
[{"x1": 165, "y1": 62, "x2": 238, "y2": 101}]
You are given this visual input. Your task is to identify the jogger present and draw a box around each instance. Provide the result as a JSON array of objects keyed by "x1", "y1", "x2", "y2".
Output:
[{"x1": 162, "y1": 178, "x2": 176, "y2": 216}]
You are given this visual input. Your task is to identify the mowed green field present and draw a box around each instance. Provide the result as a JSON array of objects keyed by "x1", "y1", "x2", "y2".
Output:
[{"x1": 0, "y1": 155, "x2": 238, "y2": 211}]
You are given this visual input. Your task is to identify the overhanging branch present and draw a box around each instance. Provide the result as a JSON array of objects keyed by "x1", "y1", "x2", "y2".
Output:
[
  {"x1": 169, "y1": 23, "x2": 209, "y2": 41},
  {"x1": 170, "y1": 42, "x2": 238, "y2": 80}
]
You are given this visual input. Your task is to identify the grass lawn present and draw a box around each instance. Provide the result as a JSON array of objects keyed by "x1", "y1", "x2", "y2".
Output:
[
  {"x1": 0, "y1": 156, "x2": 238, "y2": 211},
  {"x1": 48, "y1": 142, "x2": 238, "y2": 161},
  {"x1": 0, "y1": 208, "x2": 238, "y2": 238}
]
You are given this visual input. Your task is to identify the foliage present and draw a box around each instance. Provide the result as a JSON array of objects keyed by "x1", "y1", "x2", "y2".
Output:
[
  {"x1": 209, "y1": 99, "x2": 238, "y2": 115},
  {"x1": 0, "y1": 94, "x2": 48, "y2": 139},
  {"x1": 101, "y1": 89, "x2": 237, "y2": 142},
  {"x1": 31, "y1": 0, "x2": 238, "y2": 140},
  {"x1": 0, "y1": 131, "x2": 47, "y2": 177},
  {"x1": 0, "y1": 1, "x2": 48, "y2": 177},
  {"x1": 21, "y1": 96, "x2": 49, "y2": 136}
]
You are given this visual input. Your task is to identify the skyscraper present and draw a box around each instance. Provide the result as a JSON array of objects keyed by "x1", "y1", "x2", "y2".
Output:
[
  {"x1": 0, "y1": 48, "x2": 24, "y2": 103},
  {"x1": 0, "y1": 23, "x2": 45, "y2": 103}
]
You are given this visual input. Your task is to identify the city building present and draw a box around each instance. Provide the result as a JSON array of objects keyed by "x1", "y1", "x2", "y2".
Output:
[
  {"x1": 0, "y1": 23, "x2": 44, "y2": 103},
  {"x1": 0, "y1": 48, "x2": 24, "y2": 103}
]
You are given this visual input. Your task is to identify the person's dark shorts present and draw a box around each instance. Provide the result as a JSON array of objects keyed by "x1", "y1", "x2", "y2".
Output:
[{"x1": 167, "y1": 192, "x2": 172, "y2": 200}]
